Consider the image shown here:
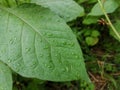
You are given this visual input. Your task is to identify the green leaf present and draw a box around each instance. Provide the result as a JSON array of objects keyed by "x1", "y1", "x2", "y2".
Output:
[
  {"x1": 0, "y1": 61, "x2": 12, "y2": 90},
  {"x1": 110, "y1": 20, "x2": 120, "y2": 42},
  {"x1": 89, "y1": 0, "x2": 119, "y2": 16},
  {"x1": 0, "y1": 4, "x2": 90, "y2": 82},
  {"x1": 91, "y1": 30, "x2": 100, "y2": 37},
  {"x1": 85, "y1": 37, "x2": 99, "y2": 46},
  {"x1": 31, "y1": 0, "x2": 85, "y2": 22},
  {"x1": 83, "y1": 16, "x2": 99, "y2": 25}
]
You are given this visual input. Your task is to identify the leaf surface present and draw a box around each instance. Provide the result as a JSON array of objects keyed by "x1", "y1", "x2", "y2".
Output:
[
  {"x1": 0, "y1": 4, "x2": 90, "y2": 82},
  {"x1": 0, "y1": 61, "x2": 12, "y2": 90},
  {"x1": 31, "y1": 0, "x2": 84, "y2": 22},
  {"x1": 89, "y1": 0, "x2": 119, "y2": 16}
]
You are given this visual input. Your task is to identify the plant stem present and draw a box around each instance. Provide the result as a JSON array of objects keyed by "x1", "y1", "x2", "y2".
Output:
[{"x1": 97, "y1": 0, "x2": 120, "y2": 40}]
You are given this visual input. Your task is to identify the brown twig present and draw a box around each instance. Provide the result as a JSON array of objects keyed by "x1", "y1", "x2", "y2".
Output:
[{"x1": 88, "y1": 72, "x2": 99, "y2": 82}]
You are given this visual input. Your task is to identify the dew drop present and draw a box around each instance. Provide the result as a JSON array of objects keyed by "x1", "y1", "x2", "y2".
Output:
[
  {"x1": 9, "y1": 39, "x2": 14, "y2": 44},
  {"x1": 44, "y1": 63, "x2": 47, "y2": 67},
  {"x1": 45, "y1": 63, "x2": 54, "y2": 70},
  {"x1": 14, "y1": 37, "x2": 17, "y2": 41},
  {"x1": 71, "y1": 52, "x2": 75, "y2": 55},
  {"x1": 65, "y1": 66, "x2": 69, "y2": 72},
  {"x1": 30, "y1": 62, "x2": 37, "y2": 69},
  {"x1": 8, "y1": 59, "x2": 12, "y2": 63},
  {"x1": 56, "y1": 19, "x2": 61, "y2": 22},
  {"x1": 68, "y1": 42, "x2": 74, "y2": 47},
  {"x1": 71, "y1": 42, "x2": 74, "y2": 46},
  {"x1": 39, "y1": 54, "x2": 43, "y2": 57},
  {"x1": 9, "y1": 37, "x2": 17, "y2": 44},
  {"x1": 75, "y1": 55, "x2": 79, "y2": 59},
  {"x1": 43, "y1": 32, "x2": 46, "y2": 36},
  {"x1": 25, "y1": 48, "x2": 31, "y2": 53},
  {"x1": 47, "y1": 33, "x2": 53, "y2": 37},
  {"x1": 76, "y1": 72, "x2": 81, "y2": 79},
  {"x1": 16, "y1": 63, "x2": 20, "y2": 67},
  {"x1": 55, "y1": 54, "x2": 58, "y2": 57},
  {"x1": 63, "y1": 41, "x2": 67, "y2": 45},
  {"x1": 52, "y1": 40, "x2": 55, "y2": 42},
  {"x1": 47, "y1": 65, "x2": 51, "y2": 68},
  {"x1": 62, "y1": 67, "x2": 66, "y2": 72},
  {"x1": 43, "y1": 46, "x2": 49, "y2": 49}
]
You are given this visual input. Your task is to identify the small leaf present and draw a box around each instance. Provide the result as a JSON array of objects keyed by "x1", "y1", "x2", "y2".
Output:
[
  {"x1": 85, "y1": 37, "x2": 99, "y2": 46},
  {"x1": 0, "y1": 4, "x2": 90, "y2": 82},
  {"x1": 0, "y1": 61, "x2": 12, "y2": 90},
  {"x1": 89, "y1": 0, "x2": 119, "y2": 16},
  {"x1": 91, "y1": 30, "x2": 100, "y2": 37},
  {"x1": 31, "y1": 0, "x2": 85, "y2": 22}
]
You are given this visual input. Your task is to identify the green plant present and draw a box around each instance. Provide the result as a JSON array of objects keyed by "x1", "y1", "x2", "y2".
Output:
[
  {"x1": 0, "y1": 0, "x2": 91, "y2": 90},
  {"x1": 1, "y1": 0, "x2": 120, "y2": 90}
]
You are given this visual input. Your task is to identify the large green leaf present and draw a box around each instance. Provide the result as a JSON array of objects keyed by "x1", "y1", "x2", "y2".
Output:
[
  {"x1": 0, "y1": 61, "x2": 12, "y2": 90},
  {"x1": 31, "y1": 0, "x2": 85, "y2": 22},
  {"x1": 89, "y1": 0, "x2": 119, "y2": 16},
  {"x1": 0, "y1": 4, "x2": 90, "y2": 82}
]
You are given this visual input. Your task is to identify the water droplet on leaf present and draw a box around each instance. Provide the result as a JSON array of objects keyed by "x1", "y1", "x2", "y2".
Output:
[
  {"x1": 75, "y1": 55, "x2": 79, "y2": 59},
  {"x1": 43, "y1": 32, "x2": 46, "y2": 36},
  {"x1": 40, "y1": 54, "x2": 43, "y2": 57},
  {"x1": 9, "y1": 39, "x2": 14, "y2": 44},
  {"x1": 65, "y1": 66, "x2": 69, "y2": 72},
  {"x1": 63, "y1": 41, "x2": 67, "y2": 45},
  {"x1": 25, "y1": 48, "x2": 31, "y2": 53},
  {"x1": 43, "y1": 46, "x2": 49, "y2": 49},
  {"x1": 48, "y1": 33, "x2": 53, "y2": 37}
]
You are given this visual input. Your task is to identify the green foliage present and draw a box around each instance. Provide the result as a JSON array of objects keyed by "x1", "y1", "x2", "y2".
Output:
[
  {"x1": 89, "y1": 0, "x2": 119, "y2": 16},
  {"x1": 83, "y1": 16, "x2": 99, "y2": 25},
  {"x1": 85, "y1": 37, "x2": 99, "y2": 46},
  {"x1": 0, "y1": 61, "x2": 12, "y2": 90},
  {"x1": 0, "y1": 3, "x2": 90, "y2": 82},
  {"x1": 0, "y1": 0, "x2": 120, "y2": 89},
  {"x1": 31, "y1": 0, "x2": 85, "y2": 22},
  {"x1": 82, "y1": 29, "x2": 100, "y2": 46},
  {"x1": 0, "y1": 0, "x2": 91, "y2": 89}
]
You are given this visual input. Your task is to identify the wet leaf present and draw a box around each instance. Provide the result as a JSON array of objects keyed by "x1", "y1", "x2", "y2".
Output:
[{"x1": 0, "y1": 4, "x2": 90, "y2": 82}]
